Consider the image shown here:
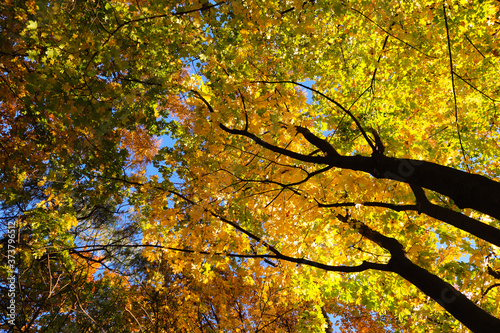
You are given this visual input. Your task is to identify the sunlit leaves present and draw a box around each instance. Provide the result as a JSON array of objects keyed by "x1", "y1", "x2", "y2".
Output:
[{"x1": 3, "y1": 0, "x2": 500, "y2": 331}]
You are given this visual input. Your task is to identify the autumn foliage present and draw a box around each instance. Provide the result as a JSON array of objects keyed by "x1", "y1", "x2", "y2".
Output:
[{"x1": 2, "y1": 0, "x2": 500, "y2": 332}]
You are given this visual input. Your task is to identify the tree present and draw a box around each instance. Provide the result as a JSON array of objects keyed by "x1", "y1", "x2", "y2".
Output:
[{"x1": 2, "y1": 0, "x2": 500, "y2": 332}]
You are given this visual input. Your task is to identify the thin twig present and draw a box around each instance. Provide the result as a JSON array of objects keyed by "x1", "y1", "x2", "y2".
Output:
[{"x1": 443, "y1": 4, "x2": 470, "y2": 172}]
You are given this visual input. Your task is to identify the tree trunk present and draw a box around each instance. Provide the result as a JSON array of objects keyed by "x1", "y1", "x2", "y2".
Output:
[{"x1": 388, "y1": 255, "x2": 500, "y2": 333}]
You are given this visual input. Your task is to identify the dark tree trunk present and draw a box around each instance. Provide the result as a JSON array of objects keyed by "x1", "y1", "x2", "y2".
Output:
[
  {"x1": 357, "y1": 222, "x2": 500, "y2": 333},
  {"x1": 321, "y1": 154, "x2": 500, "y2": 220},
  {"x1": 388, "y1": 255, "x2": 500, "y2": 333}
]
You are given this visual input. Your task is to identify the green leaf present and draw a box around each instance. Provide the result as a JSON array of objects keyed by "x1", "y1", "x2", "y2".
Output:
[{"x1": 26, "y1": 20, "x2": 38, "y2": 30}]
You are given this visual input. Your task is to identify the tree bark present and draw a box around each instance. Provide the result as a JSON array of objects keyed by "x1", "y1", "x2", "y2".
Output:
[
  {"x1": 322, "y1": 154, "x2": 500, "y2": 220},
  {"x1": 388, "y1": 255, "x2": 500, "y2": 333},
  {"x1": 212, "y1": 111, "x2": 500, "y2": 331},
  {"x1": 366, "y1": 156, "x2": 500, "y2": 221},
  {"x1": 356, "y1": 222, "x2": 500, "y2": 333},
  {"x1": 218, "y1": 123, "x2": 500, "y2": 220}
]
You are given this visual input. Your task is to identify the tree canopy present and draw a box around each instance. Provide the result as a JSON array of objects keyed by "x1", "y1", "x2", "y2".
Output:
[{"x1": 1, "y1": 0, "x2": 500, "y2": 332}]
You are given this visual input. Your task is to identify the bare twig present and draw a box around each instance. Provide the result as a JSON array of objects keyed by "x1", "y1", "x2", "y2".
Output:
[{"x1": 443, "y1": 4, "x2": 470, "y2": 172}]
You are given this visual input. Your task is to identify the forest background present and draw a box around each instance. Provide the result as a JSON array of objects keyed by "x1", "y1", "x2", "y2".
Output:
[{"x1": 2, "y1": 0, "x2": 500, "y2": 332}]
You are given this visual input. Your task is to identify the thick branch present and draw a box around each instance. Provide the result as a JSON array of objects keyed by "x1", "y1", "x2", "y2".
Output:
[
  {"x1": 295, "y1": 126, "x2": 340, "y2": 157},
  {"x1": 221, "y1": 125, "x2": 500, "y2": 220},
  {"x1": 389, "y1": 251, "x2": 500, "y2": 332},
  {"x1": 335, "y1": 215, "x2": 500, "y2": 332},
  {"x1": 370, "y1": 156, "x2": 500, "y2": 219},
  {"x1": 191, "y1": 90, "x2": 500, "y2": 221},
  {"x1": 219, "y1": 123, "x2": 327, "y2": 164},
  {"x1": 319, "y1": 195, "x2": 500, "y2": 248},
  {"x1": 335, "y1": 155, "x2": 500, "y2": 220},
  {"x1": 318, "y1": 200, "x2": 417, "y2": 211},
  {"x1": 410, "y1": 185, "x2": 500, "y2": 247}
]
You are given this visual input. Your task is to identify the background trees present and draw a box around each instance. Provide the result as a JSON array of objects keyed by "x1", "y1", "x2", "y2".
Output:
[{"x1": 2, "y1": 0, "x2": 500, "y2": 332}]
